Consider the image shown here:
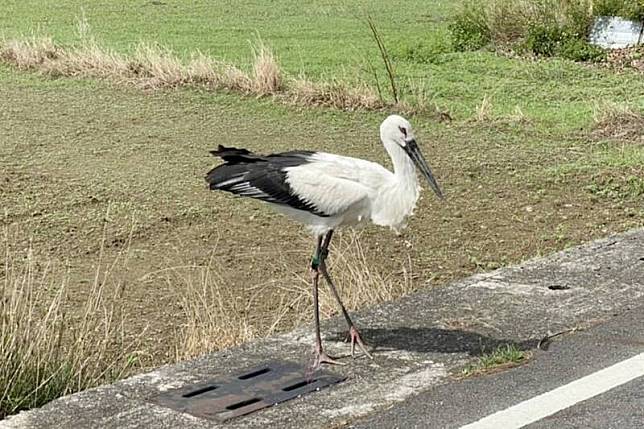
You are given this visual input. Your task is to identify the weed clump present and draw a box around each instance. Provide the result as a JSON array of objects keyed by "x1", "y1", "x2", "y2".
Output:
[
  {"x1": 459, "y1": 344, "x2": 528, "y2": 377},
  {"x1": 0, "y1": 240, "x2": 140, "y2": 419},
  {"x1": 522, "y1": 24, "x2": 606, "y2": 61},
  {"x1": 448, "y1": 7, "x2": 491, "y2": 52},
  {"x1": 447, "y1": 0, "x2": 607, "y2": 62},
  {"x1": 592, "y1": 102, "x2": 644, "y2": 142},
  {"x1": 251, "y1": 43, "x2": 283, "y2": 95}
]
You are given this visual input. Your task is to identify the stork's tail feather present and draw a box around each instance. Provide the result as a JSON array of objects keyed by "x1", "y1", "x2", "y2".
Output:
[
  {"x1": 206, "y1": 146, "x2": 260, "y2": 191},
  {"x1": 209, "y1": 145, "x2": 263, "y2": 163}
]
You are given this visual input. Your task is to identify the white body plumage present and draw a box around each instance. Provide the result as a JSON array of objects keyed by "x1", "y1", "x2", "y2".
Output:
[
  {"x1": 280, "y1": 143, "x2": 420, "y2": 236},
  {"x1": 206, "y1": 115, "x2": 442, "y2": 238}
]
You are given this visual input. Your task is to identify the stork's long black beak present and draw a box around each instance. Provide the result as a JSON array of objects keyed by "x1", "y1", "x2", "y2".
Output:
[{"x1": 404, "y1": 139, "x2": 444, "y2": 199}]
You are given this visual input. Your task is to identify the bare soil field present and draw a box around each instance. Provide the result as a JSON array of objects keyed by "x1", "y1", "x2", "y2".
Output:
[{"x1": 2, "y1": 67, "x2": 642, "y2": 369}]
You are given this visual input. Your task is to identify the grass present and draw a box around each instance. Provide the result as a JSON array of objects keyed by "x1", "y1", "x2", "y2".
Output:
[
  {"x1": 1, "y1": 0, "x2": 643, "y2": 418},
  {"x1": 2, "y1": 1, "x2": 643, "y2": 122},
  {"x1": 0, "y1": 225, "x2": 140, "y2": 419},
  {"x1": 0, "y1": 1, "x2": 456, "y2": 77},
  {"x1": 1, "y1": 221, "x2": 413, "y2": 418},
  {"x1": 459, "y1": 344, "x2": 529, "y2": 377},
  {"x1": 592, "y1": 102, "x2": 644, "y2": 142},
  {"x1": 167, "y1": 232, "x2": 413, "y2": 361}
]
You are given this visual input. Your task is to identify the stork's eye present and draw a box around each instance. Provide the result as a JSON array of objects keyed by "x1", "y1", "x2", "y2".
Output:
[{"x1": 399, "y1": 126, "x2": 407, "y2": 137}]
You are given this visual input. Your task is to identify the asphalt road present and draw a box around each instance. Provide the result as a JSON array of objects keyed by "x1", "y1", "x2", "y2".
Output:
[{"x1": 349, "y1": 304, "x2": 644, "y2": 429}]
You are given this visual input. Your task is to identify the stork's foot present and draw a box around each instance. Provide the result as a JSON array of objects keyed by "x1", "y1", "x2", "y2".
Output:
[
  {"x1": 346, "y1": 326, "x2": 373, "y2": 359},
  {"x1": 312, "y1": 350, "x2": 345, "y2": 369}
]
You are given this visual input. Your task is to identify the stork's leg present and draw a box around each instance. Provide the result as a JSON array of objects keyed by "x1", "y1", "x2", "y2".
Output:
[
  {"x1": 311, "y1": 235, "x2": 343, "y2": 368},
  {"x1": 319, "y1": 231, "x2": 373, "y2": 360}
]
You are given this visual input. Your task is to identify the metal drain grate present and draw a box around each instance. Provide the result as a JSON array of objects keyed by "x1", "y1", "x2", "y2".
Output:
[{"x1": 149, "y1": 360, "x2": 345, "y2": 421}]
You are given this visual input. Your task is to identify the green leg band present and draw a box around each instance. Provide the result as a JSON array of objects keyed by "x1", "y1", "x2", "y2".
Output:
[
  {"x1": 311, "y1": 249, "x2": 328, "y2": 270},
  {"x1": 311, "y1": 254, "x2": 320, "y2": 270}
]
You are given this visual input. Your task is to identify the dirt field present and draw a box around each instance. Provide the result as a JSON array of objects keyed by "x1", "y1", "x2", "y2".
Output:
[{"x1": 2, "y1": 63, "x2": 642, "y2": 367}]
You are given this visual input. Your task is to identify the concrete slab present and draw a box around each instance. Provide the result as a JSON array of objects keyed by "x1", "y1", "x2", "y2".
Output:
[
  {"x1": 2, "y1": 228, "x2": 643, "y2": 429},
  {"x1": 590, "y1": 16, "x2": 643, "y2": 49},
  {"x1": 350, "y1": 302, "x2": 644, "y2": 429}
]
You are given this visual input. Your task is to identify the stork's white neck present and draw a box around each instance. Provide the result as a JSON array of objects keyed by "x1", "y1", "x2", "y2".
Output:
[
  {"x1": 384, "y1": 140, "x2": 418, "y2": 190},
  {"x1": 368, "y1": 138, "x2": 420, "y2": 232}
]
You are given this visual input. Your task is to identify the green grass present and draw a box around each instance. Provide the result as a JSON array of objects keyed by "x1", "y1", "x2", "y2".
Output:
[
  {"x1": 459, "y1": 344, "x2": 529, "y2": 377},
  {"x1": 2, "y1": 0, "x2": 643, "y2": 126},
  {"x1": 0, "y1": 1, "x2": 454, "y2": 77}
]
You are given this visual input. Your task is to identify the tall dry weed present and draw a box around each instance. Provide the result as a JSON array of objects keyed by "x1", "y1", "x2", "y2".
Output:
[
  {"x1": 0, "y1": 227, "x2": 141, "y2": 419},
  {"x1": 474, "y1": 94, "x2": 494, "y2": 122},
  {"x1": 274, "y1": 231, "x2": 414, "y2": 323},
  {"x1": 251, "y1": 42, "x2": 282, "y2": 94},
  {"x1": 162, "y1": 257, "x2": 259, "y2": 361}
]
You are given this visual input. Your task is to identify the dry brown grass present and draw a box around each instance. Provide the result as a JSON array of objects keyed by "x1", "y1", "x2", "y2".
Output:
[
  {"x1": 0, "y1": 228, "x2": 141, "y2": 419},
  {"x1": 162, "y1": 258, "x2": 259, "y2": 362},
  {"x1": 322, "y1": 232, "x2": 414, "y2": 311},
  {"x1": 474, "y1": 94, "x2": 494, "y2": 122},
  {"x1": 0, "y1": 37, "x2": 58, "y2": 70},
  {"x1": 251, "y1": 43, "x2": 283, "y2": 95},
  {"x1": 129, "y1": 43, "x2": 187, "y2": 87},
  {"x1": 0, "y1": 35, "x2": 410, "y2": 112},
  {"x1": 153, "y1": 231, "x2": 414, "y2": 361},
  {"x1": 271, "y1": 232, "x2": 414, "y2": 323},
  {"x1": 288, "y1": 77, "x2": 384, "y2": 110},
  {"x1": 186, "y1": 52, "x2": 253, "y2": 92},
  {"x1": 592, "y1": 102, "x2": 644, "y2": 142}
]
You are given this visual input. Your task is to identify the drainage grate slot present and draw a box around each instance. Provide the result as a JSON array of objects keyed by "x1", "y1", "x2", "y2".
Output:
[
  {"x1": 226, "y1": 397, "x2": 261, "y2": 410},
  {"x1": 238, "y1": 367, "x2": 271, "y2": 380},
  {"x1": 150, "y1": 360, "x2": 345, "y2": 422},
  {"x1": 548, "y1": 285, "x2": 570, "y2": 291},
  {"x1": 182, "y1": 385, "x2": 218, "y2": 398},
  {"x1": 282, "y1": 379, "x2": 316, "y2": 392}
]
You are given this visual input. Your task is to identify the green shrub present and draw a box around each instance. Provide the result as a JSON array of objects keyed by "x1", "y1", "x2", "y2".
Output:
[
  {"x1": 523, "y1": 25, "x2": 569, "y2": 56},
  {"x1": 445, "y1": 0, "x2": 607, "y2": 62},
  {"x1": 448, "y1": 7, "x2": 491, "y2": 52},
  {"x1": 396, "y1": 32, "x2": 452, "y2": 64},
  {"x1": 559, "y1": 38, "x2": 607, "y2": 61},
  {"x1": 521, "y1": 23, "x2": 606, "y2": 61},
  {"x1": 594, "y1": 0, "x2": 644, "y2": 21}
]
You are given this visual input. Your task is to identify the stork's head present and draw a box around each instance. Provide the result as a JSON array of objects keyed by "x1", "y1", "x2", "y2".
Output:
[
  {"x1": 380, "y1": 115, "x2": 444, "y2": 199},
  {"x1": 380, "y1": 114, "x2": 415, "y2": 147}
]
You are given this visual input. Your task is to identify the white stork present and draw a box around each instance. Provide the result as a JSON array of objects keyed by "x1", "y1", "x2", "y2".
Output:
[{"x1": 206, "y1": 114, "x2": 443, "y2": 368}]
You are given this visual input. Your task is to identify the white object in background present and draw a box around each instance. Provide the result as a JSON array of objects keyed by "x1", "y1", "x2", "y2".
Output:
[{"x1": 590, "y1": 16, "x2": 643, "y2": 49}]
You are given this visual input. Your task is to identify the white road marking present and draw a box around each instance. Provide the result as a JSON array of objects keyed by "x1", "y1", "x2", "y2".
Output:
[{"x1": 460, "y1": 352, "x2": 644, "y2": 429}]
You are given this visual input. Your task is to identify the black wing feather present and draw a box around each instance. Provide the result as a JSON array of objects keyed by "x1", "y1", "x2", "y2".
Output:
[{"x1": 206, "y1": 145, "x2": 329, "y2": 217}]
